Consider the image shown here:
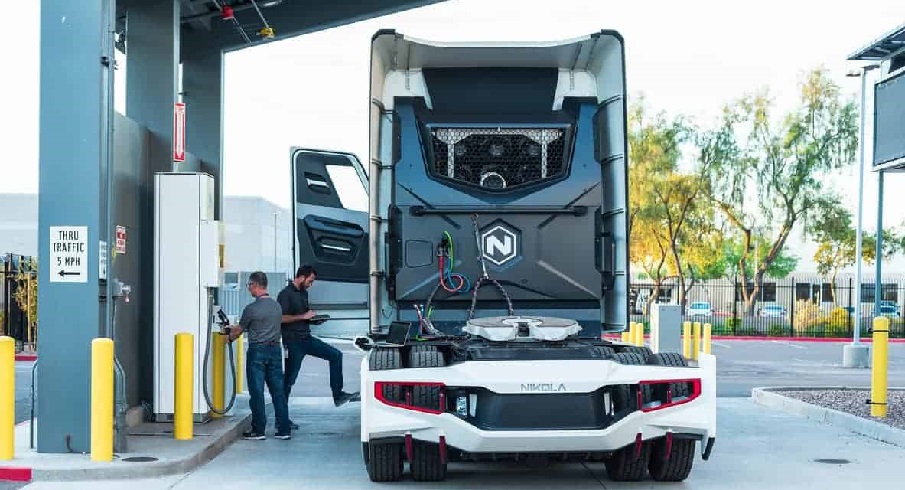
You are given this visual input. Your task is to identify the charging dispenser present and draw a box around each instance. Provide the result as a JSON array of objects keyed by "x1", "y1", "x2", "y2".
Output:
[{"x1": 153, "y1": 172, "x2": 221, "y2": 422}]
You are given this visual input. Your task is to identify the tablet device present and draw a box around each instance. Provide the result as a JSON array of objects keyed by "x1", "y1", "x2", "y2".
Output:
[{"x1": 310, "y1": 314, "x2": 330, "y2": 325}]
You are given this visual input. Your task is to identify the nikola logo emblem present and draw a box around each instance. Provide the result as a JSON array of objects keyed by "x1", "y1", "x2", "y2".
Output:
[
  {"x1": 520, "y1": 383, "x2": 567, "y2": 392},
  {"x1": 481, "y1": 224, "x2": 519, "y2": 266}
]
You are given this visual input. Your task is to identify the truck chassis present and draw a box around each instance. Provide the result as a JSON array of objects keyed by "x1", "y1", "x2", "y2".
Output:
[{"x1": 358, "y1": 317, "x2": 717, "y2": 482}]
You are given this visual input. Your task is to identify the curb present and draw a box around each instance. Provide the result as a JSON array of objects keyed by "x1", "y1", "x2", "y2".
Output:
[
  {"x1": 0, "y1": 467, "x2": 31, "y2": 482},
  {"x1": 15, "y1": 354, "x2": 37, "y2": 361},
  {"x1": 752, "y1": 386, "x2": 905, "y2": 448},
  {"x1": 0, "y1": 413, "x2": 251, "y2": 482}
]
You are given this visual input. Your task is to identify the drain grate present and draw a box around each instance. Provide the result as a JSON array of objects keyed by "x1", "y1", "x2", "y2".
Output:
[
  {"x1": 813, "y1": 458, "x2": 851, "y2": 464},
  {"x1": 122, "y1": 456, "x2": 159, "y2": 463}
]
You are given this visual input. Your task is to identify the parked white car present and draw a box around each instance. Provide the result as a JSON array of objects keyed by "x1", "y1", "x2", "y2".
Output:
[{"x1": 686, "y1": 301, "x2": 712, "y2": 317}]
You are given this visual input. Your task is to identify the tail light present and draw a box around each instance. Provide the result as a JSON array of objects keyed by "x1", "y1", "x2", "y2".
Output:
[
  {"x1": 637, "y1": 378, "x2": 701, "y2": 412},
  {"x1": 374, "y1": 381, "x2": 447, "y2": 414}
]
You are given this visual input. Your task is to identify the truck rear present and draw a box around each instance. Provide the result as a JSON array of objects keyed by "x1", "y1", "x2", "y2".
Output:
[{"x1": 290, "y1": 29, "x2": 716, "y2": 484}]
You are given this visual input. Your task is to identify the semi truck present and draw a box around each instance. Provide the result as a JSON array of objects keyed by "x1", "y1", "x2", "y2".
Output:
[{"x1": 289, "y1": 29, "x2": 717, "y2": 483}]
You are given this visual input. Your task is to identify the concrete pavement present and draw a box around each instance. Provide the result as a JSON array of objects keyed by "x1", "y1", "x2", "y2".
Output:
[{"x1": 10, "y1": 396, "x2": 905, "y2": 489}]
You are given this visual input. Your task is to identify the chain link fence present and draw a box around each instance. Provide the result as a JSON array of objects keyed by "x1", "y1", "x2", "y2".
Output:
[{"x1": 629, "y1": 274, "x2": 905, "y2": 338}]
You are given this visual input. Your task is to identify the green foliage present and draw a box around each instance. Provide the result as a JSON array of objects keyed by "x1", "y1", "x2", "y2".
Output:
[
  {"x1": 793, "y1": 303, "x2": 852, "y2": 337},
  {"x1": 810, "y1": 201, "x2": 905, "y2": 289}
]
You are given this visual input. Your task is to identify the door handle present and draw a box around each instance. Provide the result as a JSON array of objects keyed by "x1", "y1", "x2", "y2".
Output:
[
  {"x1": 306, "y1": 177, "x2": 329, "y2": 189},
  {"x1": 321, "y1": 243, "x2": 351, "y2": 253},
  {"x1": 304, "y1": 216, "x2": 364, "y2": 238}
]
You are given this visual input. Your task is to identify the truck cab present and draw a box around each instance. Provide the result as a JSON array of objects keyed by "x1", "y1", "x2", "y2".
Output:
[{"x1": 290, "y1": 29, "x2": 630, "y2": 341}]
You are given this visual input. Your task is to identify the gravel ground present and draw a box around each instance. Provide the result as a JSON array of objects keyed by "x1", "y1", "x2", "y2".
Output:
[{"x1": 782, "y1": 389, "x2": 905, "y2": 431}]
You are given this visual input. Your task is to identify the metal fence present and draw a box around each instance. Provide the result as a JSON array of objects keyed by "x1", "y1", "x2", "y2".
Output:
[
  {"x1": 629, "y1": 275, "x2": 905, "y2": 338},
  {"x1": 1, "y1": 254, "x2": 38, "y2": 350}
]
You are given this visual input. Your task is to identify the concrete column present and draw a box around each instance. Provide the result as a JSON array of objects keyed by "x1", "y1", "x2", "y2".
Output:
[
  {"x1": 182, "y1": 53, "x2": 225, "y2": 220},
  {"x1": 37, "y1": 0, "x2": 116, "y2": 453}
]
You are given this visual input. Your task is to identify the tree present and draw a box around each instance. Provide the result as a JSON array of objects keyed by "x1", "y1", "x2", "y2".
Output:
[
  {"x1": 628, "y1": 96, "x2": 718, "y2": 309},
  {"x1": 811, "y1": 203, "x2": 905, "y2": 302},
  {"x1": 700, "y1": 67, "x2": 858, "y2": 315}
]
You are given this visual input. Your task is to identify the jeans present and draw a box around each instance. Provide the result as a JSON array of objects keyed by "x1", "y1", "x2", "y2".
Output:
[
  {"x1": 246, "y1": 343, "x2": 291, "y2": 434},
  {"x1": 283, "y1": 336, "x2": 343, "y2": 399}
]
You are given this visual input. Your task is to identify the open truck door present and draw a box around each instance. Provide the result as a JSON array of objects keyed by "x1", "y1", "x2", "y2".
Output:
[{"x1": 290, "y1": 147, "x2": 370, "y2": 340}]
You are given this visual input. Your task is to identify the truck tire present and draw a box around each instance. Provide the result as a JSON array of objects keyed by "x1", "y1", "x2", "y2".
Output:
[
  {"x1": 606, "y1": 352, "x2": 650, "y2": 482},
  {"x1": 408, "y1": 346, "x2": 448, "y2": 481},
  {"x1": 366, "y1": 348, "x2": 404, "y2": 482},
  {"x1": 622, "y1": 345, "x2": 653, "y2": 360},
  {"x1": 598, "y1": 346, "x2": 616, "y2": 359},
  {"x1": 646, "y1": 352, "x2": 695, "y2": 482}
]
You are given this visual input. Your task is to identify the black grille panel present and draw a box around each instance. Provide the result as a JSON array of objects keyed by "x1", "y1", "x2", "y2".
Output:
[
  {"x1": 429, "y1": 127, "x2": 566, "y2": 189},
  {"x1": 462, "y1": 388, "x2": 615, "y2": 431}
]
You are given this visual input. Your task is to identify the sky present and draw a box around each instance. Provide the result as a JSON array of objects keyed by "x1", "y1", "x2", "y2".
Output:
[{"x1": 1, "y1": 0, "x2": 904, "y2": 273}]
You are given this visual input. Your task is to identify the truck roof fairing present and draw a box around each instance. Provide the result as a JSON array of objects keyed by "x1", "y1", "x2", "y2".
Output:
[{"x1": 368, "y1": 29, "x2": 626, "y2": 112}]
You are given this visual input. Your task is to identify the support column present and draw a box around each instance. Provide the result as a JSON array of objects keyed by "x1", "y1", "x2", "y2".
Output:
[
  {"x1": 182, "y1": 53, "x2": 225, "y2": 220},
  {"x1": 123, "y1": 0, "x2": 181, "y2": 406},
  {"x1": 37, "y1": 0, "x2": 116, "y2": 453},
  {"x1": 125, "y1": 0, "x2": 181, "y2": 149}
]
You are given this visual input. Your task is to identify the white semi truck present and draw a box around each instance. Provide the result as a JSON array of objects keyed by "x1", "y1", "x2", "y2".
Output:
[{"x1": 289, "y1": 29, "x2": 717, "y2": 483}]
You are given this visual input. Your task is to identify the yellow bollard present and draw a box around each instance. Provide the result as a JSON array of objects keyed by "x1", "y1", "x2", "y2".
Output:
[
  {"x1": 703, "y1": 323, "x2": 712, "y2": 355},
  {"x1": 174, "y1": 333, "x2": 194, "y2": 440},
  {"x1": 683, "y1": 322, "x2": 691, "y2": 359},
  {"x1": 693, "y1": 322, "x2": 701, "y2": 361},
  {"x1": 621, "y1": 331, "x2": 630, "y2": 343},
  {"x1": 91, "y1": 338, "x2": 114, "y2": 462},
  {"x1": 1, "y1": 336, "x2": 14, "y2": 461},
  {"x1": 637, "y1": 323, "x2": 645, "y2": 346},
  {"x1": 236, "y1": 334, "x2": 245, "y2": 394},
  {"x1": 627, "y1": 323, "x2": 637, "y2": 345},
  {"x1": 871, "y1": 317, "x2": 889, "y2": 418},
  {"x1": 212, "y1": 332, "x2": 225, "y2": 418}
]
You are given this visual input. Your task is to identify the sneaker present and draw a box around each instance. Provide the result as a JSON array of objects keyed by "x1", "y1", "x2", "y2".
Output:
[
  {"x1": 275, "y1": 431, "x2": 292, "y2": 440},
  {"x1": 334, "y1": 391, "x2": 361, "y2": 407},
  {"x1": 243, "y1": 430, "x2": 265, "y2": 440}
]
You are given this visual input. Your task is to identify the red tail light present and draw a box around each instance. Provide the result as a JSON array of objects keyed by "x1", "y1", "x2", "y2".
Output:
[
  {"x1": 374, "y1": 381, "x2": 447, "y2": 414},
  {"x1": 638, "y1": 378, "x2": 702, "y2": 412}
]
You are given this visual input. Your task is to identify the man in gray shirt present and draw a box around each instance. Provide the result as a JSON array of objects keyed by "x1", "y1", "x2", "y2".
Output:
[{"x1": 228, "y1": 271, "x2": 291, "y2": 440}]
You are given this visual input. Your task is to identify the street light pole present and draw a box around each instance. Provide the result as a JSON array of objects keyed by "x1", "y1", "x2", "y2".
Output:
[{"x1": 844, "y1": 63, "x2": 879, "y2": 368}]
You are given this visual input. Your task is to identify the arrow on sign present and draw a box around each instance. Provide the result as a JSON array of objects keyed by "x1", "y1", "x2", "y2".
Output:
[{"x1": 58, "y1": 270, "x2": 80, "y2": 277}]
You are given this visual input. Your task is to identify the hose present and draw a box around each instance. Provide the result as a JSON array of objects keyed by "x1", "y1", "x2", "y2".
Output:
[
  {"x1": 202, "y1": 298, "x2": 238, "y2": 416},
  {"x1": 468, "y1": 214, "x2": 514, "y2": 319}
]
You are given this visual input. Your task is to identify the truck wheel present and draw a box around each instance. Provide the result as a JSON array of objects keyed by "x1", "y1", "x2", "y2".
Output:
[
  {"x1": 366, "y1": 348, "x2": 404, "y2": 482},
  {"x1": 598, "y1": 346, "x2": 616, "y2": 359},
  {"x1": 622, "y1": 345, "x2": 653, "y2": 360},
  {"x1": 606, "y1": 352, "x2": 651, "y2": 481},
  {"x1": 646, "y1": 352, "x2": 695, "y2": 482},
  {"x1": 408, "y1": 347, "x2": 448, "y2": 481},
  {"x1": 648, "y1": 438, "x2": 695, "y2": 482},
  {"x1": 605, "y1": 439, "x2": 651, "y2": 481},
  {"x1": 646, "y1": 352, "x2": 690, "y2": 397}
]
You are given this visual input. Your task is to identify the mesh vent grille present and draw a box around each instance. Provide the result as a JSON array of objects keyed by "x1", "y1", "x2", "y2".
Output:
[{"x1": 429, "y1": 128, "x2": 566, "y2": 189}]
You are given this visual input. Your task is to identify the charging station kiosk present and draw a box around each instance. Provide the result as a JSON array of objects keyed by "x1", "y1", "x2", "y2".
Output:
[{"x1": 153, "y1": 172, "x2": 221, "y2": 422}]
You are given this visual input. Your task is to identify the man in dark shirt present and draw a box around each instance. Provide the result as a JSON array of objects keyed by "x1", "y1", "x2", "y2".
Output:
[
  {"x1": 278, "y1": 265, "x2": 359, "y2": 428},
  {"x1": 228, "y1": 271, "x2": 291, "y2": 440}
]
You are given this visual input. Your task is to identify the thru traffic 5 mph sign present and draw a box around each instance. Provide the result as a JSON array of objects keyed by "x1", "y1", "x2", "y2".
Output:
[{"x1": 50, "y1": 226, "x2": 88, "y2": 283}]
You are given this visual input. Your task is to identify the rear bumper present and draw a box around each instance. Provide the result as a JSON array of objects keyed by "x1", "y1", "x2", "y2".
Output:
[{"x1": 360, "y1": 353, "x2": 717, "y2": 454}]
